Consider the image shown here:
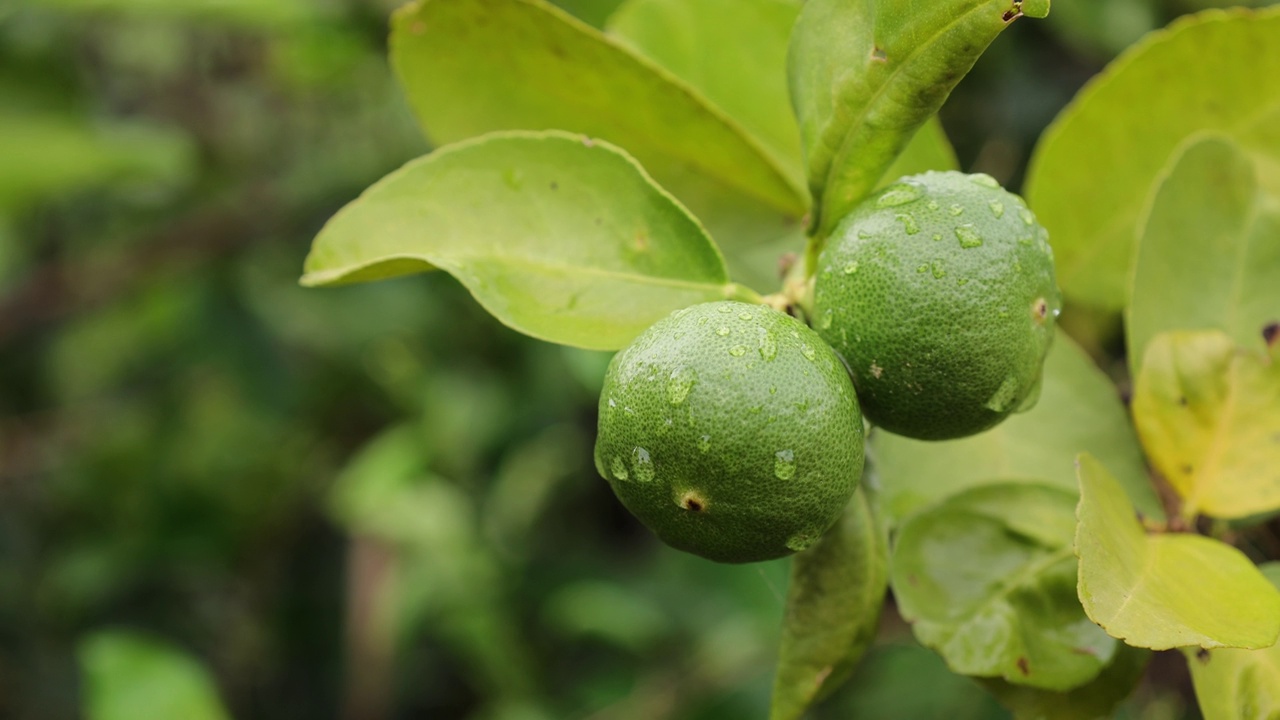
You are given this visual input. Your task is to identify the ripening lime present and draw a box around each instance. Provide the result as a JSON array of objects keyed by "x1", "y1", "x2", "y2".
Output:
[
  {"x1": 812, "y1": 171, "x2": 1061, "y2": 441},
  {"x1": 594, "y1": 301, "x2": 864, "y2": 563}
]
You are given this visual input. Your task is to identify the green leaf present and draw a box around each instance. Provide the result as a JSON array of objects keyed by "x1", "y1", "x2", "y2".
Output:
[
  {"x1": 771, "y1": 489, "x2": 888, "y2": 720},
  {"x1": 603, "y1": 0, "x2": 959, "y2": 288},
  {"x1": 892, "y1": 483, "x2": 1116, "y2": 691},
  {"x1": 80, "y1": 631, "x2": 232, "y2": 720},
  {"x1": 977, "y1": 643, "x2": 1149, "y2": 720},
  {"x1": 1075, "y1": 453, "x2": 1280, "y2": 650},
  {"x1": 302, "y1": 131, "x2": 740, "y2": 351},
  {"x1": 1025, "y1": 8, "x2": 1280, "y2": 310},
  {"x1": 1128, "y1": 135, "x2": 1280, "y2": 377},
  {"x1": 389, "y1": 0, "x2": 808, "y2": 283},
  {"x1": 788, "y1": 0, "x2": 1047, "y2": 240},
  {"x1": 1130, "y1": 330, "x2": 1280, "y2": 520},
  {"x1": 871, "y1": 330, "x2": 1159, "y2": 527},
  {"x1": 1183, "y1": 563, "x2": 1280, "y2": 720},
  {"x1": 605, "y1": 0, "x2": 804, "y2": 180}
]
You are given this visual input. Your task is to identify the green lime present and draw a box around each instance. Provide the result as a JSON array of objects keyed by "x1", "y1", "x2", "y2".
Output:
[
  {"x1": 594, "y1": 301, "x2": 864, "y2": 563},
  {"x1": 812, "y1": 171, "x2": 1061, "y2": 441}
]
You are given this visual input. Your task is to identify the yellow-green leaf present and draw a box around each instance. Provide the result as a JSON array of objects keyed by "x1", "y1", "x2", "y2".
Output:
[
  {"x1": 771, "y1": 489, "x2": 887, "y2": 720},
  {"x1": 1026, "y1": 8, "x2": 1280, "y2": 310},
  {"x1": 302, "y1": 131, "x2": 738, "y2": 351},
  {"x1": 1131, "y1": 330, "x2": 1280, "y2": 519},
  {"x1": 1127, "y1": 135, "x2": 1280, "y2": 376},
  {"x1": 1075, "y1": 453, "x2": 1280, "y2": 650},
  {"x1": 1183, "y1": 563, "x2": 1280, "y2": 720},
  {"x1": 390, "y1": 0, "x2": 807, "y2": 282}
]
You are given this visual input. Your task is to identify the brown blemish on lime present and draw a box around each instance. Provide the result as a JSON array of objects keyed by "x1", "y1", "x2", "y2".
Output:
[
  {"x1": 679, "y1": 490, "x2": 707, "y2": 512},
  {"x1": 1032, "y1": 297, "x2": 1048, "y2": 324}
]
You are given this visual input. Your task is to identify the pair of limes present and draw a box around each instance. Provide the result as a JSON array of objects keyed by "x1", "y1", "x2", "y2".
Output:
[{"x1": 594, "y1": 172, "x2": 1061, "y2": 563}]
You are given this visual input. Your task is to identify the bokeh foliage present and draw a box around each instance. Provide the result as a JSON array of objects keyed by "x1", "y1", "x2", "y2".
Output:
[{"x1": 0, "y1": 0, "x2": 1251, "y2": 717}]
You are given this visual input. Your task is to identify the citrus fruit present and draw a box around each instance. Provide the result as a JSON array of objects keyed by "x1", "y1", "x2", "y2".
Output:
[
  {"x1": 594, "y1": 301, "x2": 864, "y2": 563},
  {"x1": 812, "y1": 171, "x2": 1061, "y2": 441}
]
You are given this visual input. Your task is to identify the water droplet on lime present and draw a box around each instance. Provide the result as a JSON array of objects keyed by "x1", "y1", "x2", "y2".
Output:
[
  {"x1": 843, "y1": 261, "x2": 859, "y2": 275},
  {"x1": 716, "y1": 326, "x2": 731, "y2": 337},
  {"x1": 949, "y1": 204, "x2": 965, "y2": 216},
  {"x1": 877, "y1": 184, "x2": 921, "y2": 207},
  {"x1": 632, "y1": 447, "x2": 655, "y2": 482},
  {"x1": 611, "y1": 456, "x2": 629, "y2": 481},
  {"x1": 774, "y1": 449, "x2": 796, "y2": 480},
  {"x1": 728, "y1": 345, "x2": 747, "y2": 357},
  {"x1": 666, "y1": 369, "x2": 695, "y2": 406},
  {"x1": 988, "y1": 200, "x2": 1004, "y2": 218},
  {"x1": 970, "y1": 173, "x2": 1000, "y2": 188},
  {"x1": 896, "y1": 213, "x2": 920, "y2": 235},
  {"x1": 955, "y1": 224, "x2": 983, "y2": 248}
]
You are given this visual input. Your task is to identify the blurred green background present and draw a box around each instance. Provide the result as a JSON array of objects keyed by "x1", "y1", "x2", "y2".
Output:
[{"x1": 0, "y1": 0, "x2": 1236, "y2": 717}]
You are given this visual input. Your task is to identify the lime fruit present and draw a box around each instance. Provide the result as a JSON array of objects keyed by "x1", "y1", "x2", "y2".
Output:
[
  {"x1": 594, "y1": 301, "x2": 864, "y2": 563},
  {"x1": 812, "y1": 171, "x2": 1061, "y2": 441}
]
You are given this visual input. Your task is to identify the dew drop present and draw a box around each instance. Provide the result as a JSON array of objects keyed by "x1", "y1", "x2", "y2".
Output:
[
  {"x1": 774, "y1": 449, "x2": 796, "y2": 480},
  {"x1": 957, "y1": 278, "x2": 970, "y2": 286},
  {"x1": 632, "y1": 447, "x2": 655, "y2": 482},
  {"x1": 955, "y1": 224, "x2": 984, "y2": 248},
  {"x1": 800, "y1": 344, "x2": 817, "y2": 361},
  {"x1": 716, "y1": 326, "x2": 731, "y2": 336},
  {"x1": 970, "y1": 173, "x2": 1000, "y2": 188},
  {"x1": 1016, "y1": 376, "x2": 1042, "y2": 413},
  {"x1": 931, "y1": 260, "x2": 947, "y2": 279},
  {"x1": 729, "y1": 345, "x2": 747, "y2": 357},
  {"x1": 738, "y1": 312, "x2": 753, "y2": 321},
  {"x1": 717, "y1": 305, "x2": 733, "y2": 313},
  {"x1": 697, "y1": 435, "x2": 711, "y2": 453},
  {"x1": 1019, "y1": 207, "x2": 1036, "y2": 226},
  {"x1": 759, "y1": 332, "x2": 779, "y2": 361},
  {"x1": 769, "y1": 386, "x2": 777, "y2": 395},
  {"x1": 876, "y1": 184, "x2": 921, "y2": 207},
  {"x1": 985, "y1": 376, "x2": 1021, "y2": 413},
  {"x1": 819, "y1": 309, "x2": 833, "y2": 330},
  {"x1": 988, "y1": 200, "x2": 1005, "y2": 218},
  {"x1": 917, "y1": 264, "x2": 928, "y2": 273},
  {"x1": 932, "y1": 233, "x2": 942, "y2": 242},
  {"x1": 949, "y1": 204, "x2": 965, "y2": 216},
  {"x1": 610, "y1": 456, "x2": 629, "y2": 481},
  {"x1": 895, "y1": 213, "x2": 920, "y2": 235},
  {"x1": 927, "y1": 200, "x2": 940, "y2": 211},
  {"x1": 843, "y1": 261, "x2": 859, "y2": 275},
  {"x1": 786, "y1": 534, "x2": 815, "y2": 552},
  {"x1": 667, "y1": 368, "x2": 695, "y2": 406}
]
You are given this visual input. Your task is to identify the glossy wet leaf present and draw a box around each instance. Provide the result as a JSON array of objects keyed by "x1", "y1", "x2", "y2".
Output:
[
  {"x1": 978, "y1": 643, "x2": 1149, "y2": 720},
  {"x1": 1183, "y1": 562, "x2": 1280, "y2": 720},
  {"x1": 302, "y1": 131, "x2": 736, "y2": 351},
  {"x1": 1131, "y1": 331, "x2": 1280, "y2": 519},
  {"x1": 872, "y1": 330, "x2": 1158, "y2": 527},
  {"x1": 771, "y1": 489, "x2": 887, "y2": 720},
  {"x1": 1128, "y1": 136, "x2": 1280, "y2": 376},
  {"x1": 789, "y1": 0, "x2": 1048, "y2": 240},
  {"x1": 80, "y1": 631, "x2": 231, "y2": 720},
  {"x1": 1026, "y1": 8, "x2": 1280, "y2": 310},
  {"x1": 892, "y1": 483, "x2": 1115, "y2": 691},
  {"x1": 389, "y1": 0, "x2": 807, "y2": 279},
  {"x1": 1075, "y1": 453, "x2": 1280, "y2": 650}
]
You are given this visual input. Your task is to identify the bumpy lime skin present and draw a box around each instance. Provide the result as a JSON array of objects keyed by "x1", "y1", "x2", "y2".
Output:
[
  {"x1": 594, "y1": 301, "x2": 864, "y2": 564},
  {"x1": 813, "y1": 171, "x2": 1061, "y2": 441}
]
